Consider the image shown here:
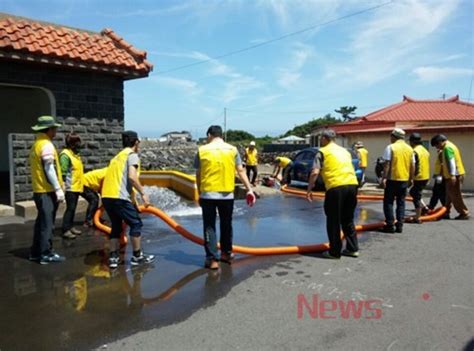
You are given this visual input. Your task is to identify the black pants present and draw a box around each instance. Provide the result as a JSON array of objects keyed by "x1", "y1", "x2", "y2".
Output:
[
  {"x1": 200, "y1": 198, "x2": 234, "y2": 260},
  {"x1": 62, "y1": 191, "x2": 80, "y2": 233},
  {"x1": 81, "y1": 186, "x2": 99, "y2": 223},
  {"x1": 32, "y1": 192, "x2": 59, "y2": 257},
  {"x1": 429, "y1": 179, "x2": 446, "y2": 209},
  {"x1": 409, "y1": 180, "x2": 428, "y2": 209},
  {"x1": 383, "y1": 180, "x2": 408, "y2": 228},
  {"x1": 246, "y1": 165, "x2": 258, "y2": 184},
  {"x1": 102, "y1": 198, "x2": 143, "y2": 239},
  {"x1": 324, "y1": 185, "x2": 359, "y2": 258}
]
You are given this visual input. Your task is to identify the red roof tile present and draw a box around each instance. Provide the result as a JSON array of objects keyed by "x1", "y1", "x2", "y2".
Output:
[
  {"x1": 360, "y1": 95, "x2": 474, "y2": 122},
  {"x1": 0, "y1": 14, "x2": 153, "y2": 79},
  {"x1": 319, "y1": 96, "x2": 474, "y2": 135}
]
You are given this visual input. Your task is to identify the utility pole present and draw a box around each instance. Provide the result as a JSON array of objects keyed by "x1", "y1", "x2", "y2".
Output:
[{"x1": 224, "y1": 107, "x2": 227, "y2": 141}]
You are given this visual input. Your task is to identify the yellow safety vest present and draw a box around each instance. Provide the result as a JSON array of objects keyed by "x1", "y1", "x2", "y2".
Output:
[
  {"x1": 319, "y1": 142, "x2": 358, "y2": 191},
  {"x1": 198, "y1": 140, "x2": 237, "y2": 193},
  {"x1": 29, "y1": 133, "x2": 63, "y2": 193},
  {"x1": 434, "y1": 151, "x2": 442, "y2": 175},
  {"x1": 358, "y1": 147, "x2": 368, "y2": 168},
  {"x1": 60, "y1": 148, "x2": 84, "y2": 192},
  {"x1": 102, "y1": 148, "x2": 135, "y2": 200},
  {"x1": 245, "y1": 147, "x2": 258, "y2": 166},
  {"x1": 277, "y1": 157, "x2": 291, "y2": 168},
  {"x1": 388, "y1": 140, "x2": 413, "y2": 181},
  {"x1": 413, "y1": 145, "x2": 430, "y2": 181},
  {"x1": 83, "y1": 167, "x2": 107, "y2": 192},
  {"x1": 441, "y1": 141, "x2": 465, "y2": 178}
]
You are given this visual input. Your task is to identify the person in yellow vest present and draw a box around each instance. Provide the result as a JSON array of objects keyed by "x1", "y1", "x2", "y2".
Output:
[
  {"x1": 195, "y1": 125, "x2": 256, "y2": 270},
  {"x1": 355, "y1": 141, "x2": 368, "y2": 185},
  {"x1": 431, "y1": 134, "x2": 469, "y2": 220},
  {"x1": 60, "y1": 133, "x2": 84, "y2": 239},
  {"x1": 81, "y1": 167, "x2": 107, "y2": 227},
  {"x1": 427, "y1": 149, "x2": 446, "y2": 212},
  {"x1": 380, "y1": 128, "x2": 415, "y2": 233},
  {"x1": 244, "y1": 141, "x2": 258, "y2": 186},
  {"x1": 272, "y1": 156, "x2": 293, "y2": 185},
  {"x1": 306, "y1": 129, "x2": 359, "y2": 259},
  {"x1": 101, "y1": 131, "x2": 154, "y2": 269},
  {"x1": 29, "y1": 115, "x2": 66, "y2": 264},
  {"x1": 408, "y1": 133, "x2": 430, "y2": 223}
]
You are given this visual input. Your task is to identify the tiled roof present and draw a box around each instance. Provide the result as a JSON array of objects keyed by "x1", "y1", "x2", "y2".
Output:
[
  {"x1": 360, "y1": 95, "x2": 474, "y2": 122},
  {"x1": 316, "y1": 96, "x2": 474, "y2": 135},
  {"x1": 0, "y1": 13, "x2": 153, "y2": 79}
]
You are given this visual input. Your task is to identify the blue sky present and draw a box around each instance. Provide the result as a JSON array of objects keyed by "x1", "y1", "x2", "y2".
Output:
[{"x1": 1, "y1": 0, "x2": 473, "y2": 138}]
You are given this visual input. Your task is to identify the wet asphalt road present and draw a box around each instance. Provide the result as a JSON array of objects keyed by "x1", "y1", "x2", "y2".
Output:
[{"x1": 0, "y1": 194, "x2": 472, "y2": 350}]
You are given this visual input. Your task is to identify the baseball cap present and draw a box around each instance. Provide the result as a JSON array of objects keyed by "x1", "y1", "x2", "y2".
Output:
[
  {"x1": 409, "y1": 133, "x2": 422, "y2": 143},
  {"x1": 249, "y1": 141, "x2": 256, "y2": 146},
  {"x1": 321, "y1": 129, "x2": 336, "y2": 139}
]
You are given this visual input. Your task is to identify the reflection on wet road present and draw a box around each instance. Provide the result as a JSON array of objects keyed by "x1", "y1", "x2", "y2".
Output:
[{"x1": 0, "y1": 194, "x2": 384, "y2": 350}]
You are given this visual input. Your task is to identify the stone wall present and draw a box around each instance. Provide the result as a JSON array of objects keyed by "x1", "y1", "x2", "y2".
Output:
[
  {"x1": 140, "y1": 143, "x2": 198, "y2": 173},
  {"x1": 2, "y1": 61, "x2": 126, "y2": 203},
  {"x1": 10, "y1": 116, "x2": 123, "y2": 202},
  {"x1": 0, "y1": 61, "x2": 124, "y2": 120}
]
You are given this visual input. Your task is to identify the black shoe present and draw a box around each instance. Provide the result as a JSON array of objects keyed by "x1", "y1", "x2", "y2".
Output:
[
  {"x1": 379, "y1": 225, "x2": 395, "y2": 233},
  {"x1": 454, "y1": 214, "x2": 470, "y2": 220},
  {"x1": 131, "y1": 252, "x2": 155, "y2": 266},
  {"x1": 395, "y1": 225, "x2": 403, "y2": 233}
]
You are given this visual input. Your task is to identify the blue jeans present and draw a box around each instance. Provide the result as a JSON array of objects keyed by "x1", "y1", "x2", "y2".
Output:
[
  {"x1": 200, "y1": 199, "x2": 234, "y2": 260},
  {"x1": 383, "y1": 180, "x2": 408, "y2": 227},
  {"x1": 102, "y1": 198, "x2": 143, "y2": 239},
  {"x1": 32, "y1": 192, "x2": 59, "y2": 256}
]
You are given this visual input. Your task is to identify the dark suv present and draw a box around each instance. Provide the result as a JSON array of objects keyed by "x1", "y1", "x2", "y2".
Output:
[{"x1": 287, "y1": 147, "x2": 363, "y2": 190}]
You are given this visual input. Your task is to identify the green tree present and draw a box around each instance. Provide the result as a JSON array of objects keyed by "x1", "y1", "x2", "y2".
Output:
[
  {"x1": 334, "y1": 106, "x2": 357, "y2": 121},
  {"x1": 283, "y1": 114, "x2": 340, "y2": 138},
  {"x1": 225, "y1": 129, "x2": 255, "y2": 142}
]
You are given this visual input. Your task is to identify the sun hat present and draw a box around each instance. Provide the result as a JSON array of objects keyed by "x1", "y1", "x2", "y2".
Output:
[
  {"x1": 249, "y1": 141, "x2": 256, "y2": 146},
  {"x1": 391, "y1": 128, "x2": 406, "y2": 139},
  {"x1": 31, "y1": 115, "x2": 62, "y2": 131}
]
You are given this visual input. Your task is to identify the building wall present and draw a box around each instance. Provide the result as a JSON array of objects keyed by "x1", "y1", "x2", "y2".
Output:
[
  {"x1": 0, "y1": 61, "x2": 126, "y2": 203},
  {"x1": 346, "y1": 131, "x2": 474, "y2": 190}
]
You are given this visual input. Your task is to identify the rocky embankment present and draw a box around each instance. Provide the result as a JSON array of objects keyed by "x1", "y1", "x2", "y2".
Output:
[{"x1": 139, "y1": 142, "x2": 299, "y2": 173}]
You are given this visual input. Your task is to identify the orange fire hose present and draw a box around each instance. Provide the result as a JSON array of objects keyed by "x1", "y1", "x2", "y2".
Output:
[{"x1": 93, "y1": 201, "x2": 446, "y2": 256}]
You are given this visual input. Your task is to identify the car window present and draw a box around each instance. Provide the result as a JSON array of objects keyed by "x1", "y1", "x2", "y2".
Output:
[{"x1": 294, "y1": 151, "x2": 313, "y2": 162}]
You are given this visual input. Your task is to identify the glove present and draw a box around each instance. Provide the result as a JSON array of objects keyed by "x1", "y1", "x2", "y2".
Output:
[
  {"x1": 246, "y1": 191, "x2": 256, "y2": 207},
  {"x1": 435, "y1": 175, "x2": 442, "y2": 184},
  {"x1": 55, "y1": 188, "x2": 65, "y2": 202}
]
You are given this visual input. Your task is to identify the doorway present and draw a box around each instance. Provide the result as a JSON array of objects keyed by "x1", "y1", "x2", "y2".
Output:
[{"x1": 0, "y1": 84, "x2": 54, "y2": 205}]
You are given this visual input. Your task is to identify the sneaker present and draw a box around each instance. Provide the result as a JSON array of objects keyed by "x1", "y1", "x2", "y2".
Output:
[
  {"x1": 454, "y1": 214, "x2": 470, "y2": 220},
  {"x1": 395, "y1": 225, "x2": 403, "y2": 233},
  {"x1": 83, "y1": 221, "x2": 94, "y2": 228},
  {"x1": 62, "y1": 230, "x2": 76, "y2": 240},
  {"x1": 70, "y1": 228, "x2": 82, "y2": 235},
  {"x1": 442, "y1": 213, "x2": 450, "y2": 220},
  {"x1": 379, "y1": 225, "x2": 395, "y2": 233},
  {"x1": 204, "y1": 259, "x2": 219, "y2": 270},
  {"x1": 321, "y1": 251, "x2": 340, "y2": 260},
  {"x1": 109, "y1": 254, "x2": 121, "y2": 269},
  {"x1": 130, "y1": 252, "x2": 155, "y2": 266},
  {"x1": 341, "y1": 249, "x2": 359, "y2": 258},
  {"x1": 39, "y1": 252, "x2": 66, "y2": 265},
  {"x1": 220, "y1": 252, "x2": 235, "y2": 264}
]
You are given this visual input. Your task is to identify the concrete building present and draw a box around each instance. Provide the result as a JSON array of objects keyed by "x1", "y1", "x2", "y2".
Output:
[
  {"x1": 0, "y1": 13, "x2": 152, "y2": 207},
  {"x1": 311, "y1": 96, "x2": 474, "y2": 190}
]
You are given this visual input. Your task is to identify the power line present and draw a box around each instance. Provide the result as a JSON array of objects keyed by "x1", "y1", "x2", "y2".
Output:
[
  {"x1": 155, "y1": 1, "x2": 393, "y2": 75},
  {"x1": 226, "y1": 105, "x2": 387, "y2": 116}
]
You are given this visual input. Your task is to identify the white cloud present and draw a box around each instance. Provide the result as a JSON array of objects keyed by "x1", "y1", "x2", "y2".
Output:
[
  {"x1": 323, "y1": 0, "x2": 461, "y2": 86},
  {"x1": 413, "y1": 66, "x2": 473, "y2": 82},
  {"x1": 277, "y1": 43, "x2": 313, "y2": 88},
  {"x1": 150, "y1": 76, "x2": 201, "y2": 95}
]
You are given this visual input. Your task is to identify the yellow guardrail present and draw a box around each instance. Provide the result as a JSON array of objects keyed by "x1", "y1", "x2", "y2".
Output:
[{"x1": 139, "y1": 170, "x2": 198, "y2": 202}]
